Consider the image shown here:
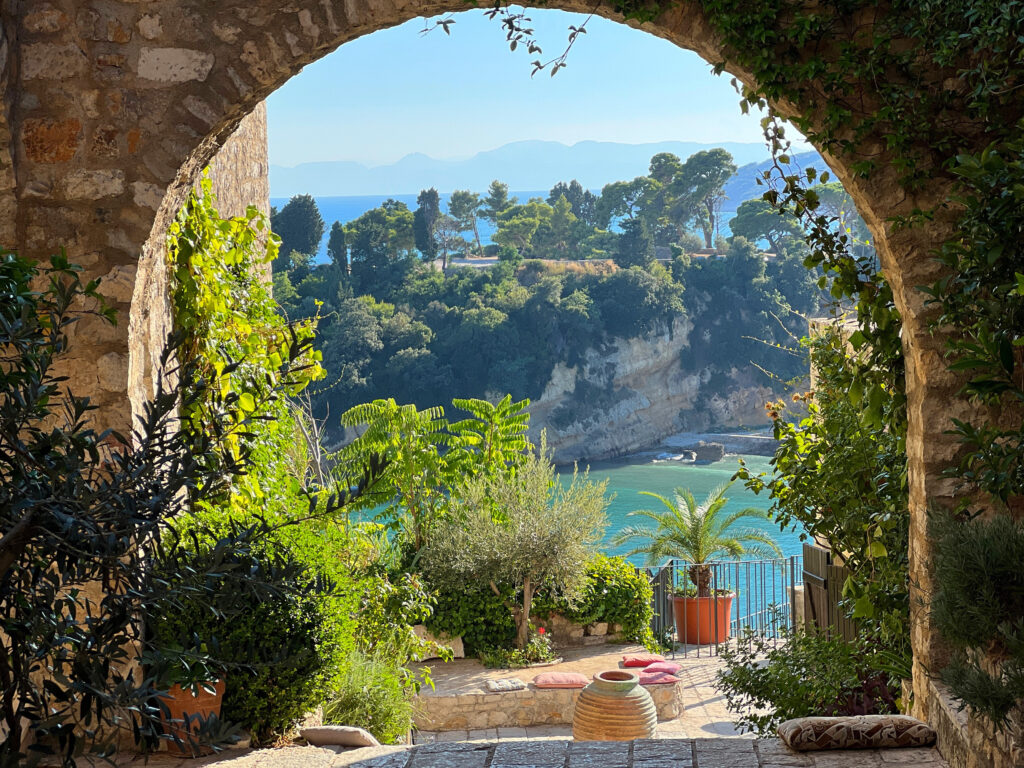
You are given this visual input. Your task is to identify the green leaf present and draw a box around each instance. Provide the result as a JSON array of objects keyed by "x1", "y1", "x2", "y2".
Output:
[
  {"x1": 852, "y1": 595, "x2": 875, "y2": 619},
  {"x1": 868, "y1": 540, "x2": 887, "y2": 558}
]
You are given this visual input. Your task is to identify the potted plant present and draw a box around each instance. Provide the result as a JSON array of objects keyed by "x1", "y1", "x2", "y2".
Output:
[
  {"x1": 613, "y1": 482, "x2": 781, "y2": 645},
  {"x1": 145, "y1": 644, "x2": 231, "y2": 756}
]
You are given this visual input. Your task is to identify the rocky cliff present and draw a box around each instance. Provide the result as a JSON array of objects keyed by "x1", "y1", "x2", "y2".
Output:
[{"x1": 526, "y1": 316, "x2": 778, "y2": 464}]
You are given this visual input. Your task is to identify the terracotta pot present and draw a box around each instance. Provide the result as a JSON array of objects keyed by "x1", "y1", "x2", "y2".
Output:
[
  {"x1": 160, "y1": 679, "x2": 226, "y2": 756},
  {"x1": 572, "y1": 670, "x2": 657, "y2": 741},
  {"x1": 672, "y1": 593, "x2": 734, "y2": 645}
]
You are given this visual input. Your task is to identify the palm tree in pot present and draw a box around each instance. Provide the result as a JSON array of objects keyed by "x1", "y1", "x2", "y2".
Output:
[{"x1": 613, "y1": 481, "x2": 781, "y2": 643}]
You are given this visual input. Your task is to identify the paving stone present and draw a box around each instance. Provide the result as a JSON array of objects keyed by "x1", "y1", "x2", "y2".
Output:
[
  {"x1": 415, "y1": 743, "x2": 489, "y2": 753},
  {"x1": 809, "y1": 753, "x2": 882, "y2": 768},
  {"x1": 408, "y1": 746, "x2": 489, "y2": 768},
  {"x1": 568, "y1": 758, "x2": 629, "y2": 768},
  {"x1": 492, "y1": 741, "x2": 569, "y2": 764},
  {"x1": 631, "y1": 739, "x2": 693, "y2": 762},
  {"x1": 696, "y1": 757, "x2": 758, "y2": 768},
  {"x1": 436, "y1": 732, "x2": 470, "y2": 743},
  {"x1": 569, "y1": 741, "x2": 631, "y2": 756},
  {"x1": 334, "y1": 750, "x2": 410, "y2": 768},
  {"x1": 877, "y1": 750, "x2": 944, "y2": 764},
  {"x1": 496, "y1": 728, "x2": 530, "y2": 740}
]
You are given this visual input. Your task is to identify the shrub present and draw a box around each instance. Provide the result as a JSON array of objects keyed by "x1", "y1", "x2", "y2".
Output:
[
  {"x1": 150, "y1": 536, "x2": 354, "y2": 744},
  {"x1": 323, "y1": 651, "x2": 413, "y2": 744},
  {"x1": 427, "y1": 582, "x2": 518, "y2": 654},
  {"x1": 478, "y1": 630, "x2": 555, "y2": 669},
  {"x1": 421, "y1": 441, "x2": 609, "y2": 649},
  {"x1": 717, "y1": 627, "x2": 899, "y2": 736},
  {"x1": 535, "y1": 554, "x2": 656, "y2": 647},
  {"x1": 0, "y1": 249, "x2": 330, "y2": 765}
]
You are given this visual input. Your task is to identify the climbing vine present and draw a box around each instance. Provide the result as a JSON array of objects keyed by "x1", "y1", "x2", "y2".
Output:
[
  {"x1": 167, "y1": 174, "x2": 325, "y2": 507},
  {"x1": 679, "y1": 0, "x2": 1024, "y2": 729}
]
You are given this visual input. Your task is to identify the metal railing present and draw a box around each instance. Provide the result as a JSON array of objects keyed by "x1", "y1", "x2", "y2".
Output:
[{"x1": 637, "y1": 555, "x2": 803, "y2": 658}]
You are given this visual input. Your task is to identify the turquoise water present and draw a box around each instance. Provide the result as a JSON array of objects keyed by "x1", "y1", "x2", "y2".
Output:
[{"x1": 560, "y1": 453, "x2": 804, "y2": 564}]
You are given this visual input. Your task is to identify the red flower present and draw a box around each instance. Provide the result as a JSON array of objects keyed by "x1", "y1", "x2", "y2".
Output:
[{"x1": 538, "y1": 627, "x2": 546, "y2": 635}]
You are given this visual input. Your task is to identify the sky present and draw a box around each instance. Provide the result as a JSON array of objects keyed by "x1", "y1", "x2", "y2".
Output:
[{"x1": 266, "y1": 10, "x2": 787, "y2": 168}]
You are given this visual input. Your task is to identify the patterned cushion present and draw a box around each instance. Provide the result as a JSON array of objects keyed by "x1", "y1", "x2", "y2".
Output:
[
  {"x1": 645, "y1": 661, "x2": 682, "y2": 675},
  {"x1": 533, "y1": 671, "x2": 589, "y2": 689},
  {"x1": 301, "y1": 726, "x2": 380, "y2": 747},
  {"x1": 485, "y1": 678, "x2": 527, "y2": 692},
  {"x1": 777, "y1": 715, "x2": 937, "y2": 751},
  {"x1": 622, "y1": 653, "x2": 666, "y2": 667},
  {"x1": 638, "y1": 670, "x2": 680, "y2": 685}
]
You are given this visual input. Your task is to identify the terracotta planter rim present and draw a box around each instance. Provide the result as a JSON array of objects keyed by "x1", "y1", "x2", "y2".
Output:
[
  {"x1": 672, "y1": 592, "x2": 735, "y2": 601},
  {"x1": 596, "y1": 670, "x2": 637, "y2": 683}
]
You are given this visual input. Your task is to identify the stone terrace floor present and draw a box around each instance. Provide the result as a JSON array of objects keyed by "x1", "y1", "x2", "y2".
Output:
[
  {"x1": 413, "y1": 644, "x2": 747, "y2": 739},
  {"x1": 134, "y1": 646, "x2": 948, "y2": 768},
  {"x1": 142, "y1": 738, "x2": 949, "y2": 768}
]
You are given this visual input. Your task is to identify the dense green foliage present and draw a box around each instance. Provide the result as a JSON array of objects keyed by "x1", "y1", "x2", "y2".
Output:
[
  {"x1": 323, "y1": 651, "x2": 414, "y2": 744},
  {"x1": 534, "y1": 554, "x2": 656, "y2": 648},
  {"x1": 933, "y1": 514, "x2": 1024, "y2": 726},
  {"x1": 422, "y1": 443, "x2": 610, "y2": 648},
  {"x1": 272, "y1": 194, "x2": 325, "y2": 269},
  {"x1": 0, "y1": 249, "x2": 332, "y2": 763},
  {"x1": 738, "y1": 329, "x2": 909, "y2": 660},
  {"x1": 430, "y1": 554, "x2": 655, "y2": 653},
  {"x1": 150, "y1": 542, "x2": 347, "y2": 743},
  {"x1": 718, "y1": 628, "x2": 899, "y2": 736},
  {"x1": 162, "y1": 182, "x2": 436, "y2": 743}
]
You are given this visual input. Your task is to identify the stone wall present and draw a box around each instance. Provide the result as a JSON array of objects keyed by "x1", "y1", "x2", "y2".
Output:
[
  {"x1": 205, "y1": 103, "x2": 270, "y2": 220},
  {"x1": 414, "y1": 682, "x2": 684, "y2": 732},
  {"x1": 127, "y1": 104, "x2": 270, "y2": 427}
]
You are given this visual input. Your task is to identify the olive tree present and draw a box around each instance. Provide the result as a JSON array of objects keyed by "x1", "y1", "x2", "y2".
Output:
[{"x1": 422, "y1": 443, "x2": 609, "y2": 649}]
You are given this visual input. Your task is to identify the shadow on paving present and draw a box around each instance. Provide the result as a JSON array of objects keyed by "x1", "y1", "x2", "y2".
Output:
[{"x1": 331, "y1": 738, "x2": 949, "y2": 768}]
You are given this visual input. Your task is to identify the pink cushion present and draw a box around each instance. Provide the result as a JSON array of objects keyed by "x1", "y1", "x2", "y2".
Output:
[
  {"x1": 638, "y1": 670, "x2": 681, "y2": 686},
  {"x1": 533, "y1": 672, "x2": 589, "y2": 689},
  {"x1": 645, "y1": 661, "x2": 681, "y2": 675},
  {"x1": 622, "y1": 653, "x2": 665, "y2": 668}
]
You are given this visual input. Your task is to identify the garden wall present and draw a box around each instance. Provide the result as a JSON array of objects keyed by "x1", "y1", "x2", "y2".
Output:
[{"x1": 413, "y1": 682, "x2": 684, "y2": 731}]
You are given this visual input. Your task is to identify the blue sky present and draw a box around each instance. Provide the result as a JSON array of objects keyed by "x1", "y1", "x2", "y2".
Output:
[{"x1": 266, "y1": 10, "x2": 785, "y2": 167}]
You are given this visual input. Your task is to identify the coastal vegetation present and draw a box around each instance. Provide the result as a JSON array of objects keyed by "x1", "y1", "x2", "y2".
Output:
[{"x1": 269, "y1": 150, "x2": 843, "y2": 439}]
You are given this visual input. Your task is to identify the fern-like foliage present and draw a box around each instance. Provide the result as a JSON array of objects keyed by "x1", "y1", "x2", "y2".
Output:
[
  {"x1": 334, "y1": 395, "x2": 535, "y2": 552},
  {"x1": 449, "y1": 395, "x2": 531, "y2": 478}
]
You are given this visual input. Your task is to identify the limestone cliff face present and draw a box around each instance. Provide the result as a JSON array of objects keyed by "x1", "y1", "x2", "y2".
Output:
[{"x1": 526, "y1": 317, "x2": 775, "y2": 464}]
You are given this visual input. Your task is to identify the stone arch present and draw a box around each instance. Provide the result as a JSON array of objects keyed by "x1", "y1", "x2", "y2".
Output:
[{"x1": 4, "y1": 0, "x2": 967, "y2": 749}]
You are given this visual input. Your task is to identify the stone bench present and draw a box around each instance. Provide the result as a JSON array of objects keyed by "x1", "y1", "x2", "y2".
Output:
[{"x1": 413, "y1": 682, "x2": 684, "y2": 732}]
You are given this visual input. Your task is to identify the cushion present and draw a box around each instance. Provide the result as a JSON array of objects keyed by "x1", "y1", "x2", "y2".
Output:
[
  {"x1": 645, "y1": 661, "x2": 682, "y2": 675},
  {"x1": 777, "y1": 715, "x2": 937, "y2": 752},
  {"x1": 533, "y1": 671, "x2": 589, "y2": 689},
  {"x1": 485, "y1": 678, "x2": 527, "y2": 692},
  {"x1": 622, "y1": 653, "x2": 666, "y2": 667},
  {"x1": 638, "y1": 670, "x2": 681, "y2": 686},
  {"x1": 300, "y1": 726, "x2": 380, "y2": 748}
]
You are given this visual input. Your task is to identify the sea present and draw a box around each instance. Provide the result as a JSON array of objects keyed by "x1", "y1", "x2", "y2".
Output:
[
  {"x1": 270, "y1": 192, "x2": 549, "y2": 261},
  {"x1": 560, "y1": 453, "x2": 803, "y2": 564},
  {"x1": 270, "y1": 192, "x2": 740, "y2": 262}
]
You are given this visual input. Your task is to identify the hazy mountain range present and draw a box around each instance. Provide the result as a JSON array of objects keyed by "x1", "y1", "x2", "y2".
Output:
[{"x1": 270, "y1": 140, "x2": 822, "y2": 198}]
